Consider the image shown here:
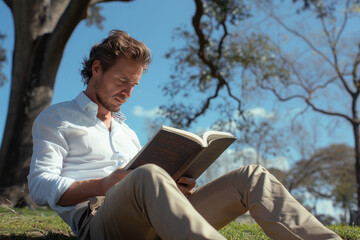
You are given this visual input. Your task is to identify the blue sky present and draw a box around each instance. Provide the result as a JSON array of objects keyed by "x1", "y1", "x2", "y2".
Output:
[
  {"x1": 0, "y1": 0, "x2": 196, "y2": 146},
  {"x1": 1, "y1": 0, "x2": 299, "y2": 172},
  {"x1": 0, "y1": 0, "x2": 355, "y2": 157},
  {"x1": 1, "y1": 0, "x2": 357, "y2": 219},
  {"x1": 1, "y1": 0, "x2": 356, "y2": 155}
]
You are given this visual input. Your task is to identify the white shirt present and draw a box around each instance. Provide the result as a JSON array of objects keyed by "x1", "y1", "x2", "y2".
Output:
[{"x1": 27, "y1": 92, "x2": 141, "y2": 235}]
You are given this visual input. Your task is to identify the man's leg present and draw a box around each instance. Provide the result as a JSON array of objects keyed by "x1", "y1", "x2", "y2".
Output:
[
  {"x1": 86, "y1": 164, "x2": 225, "y2": 240},
  {"x1": 189, "y1": 165, "x2": 341, "y2": 240}
]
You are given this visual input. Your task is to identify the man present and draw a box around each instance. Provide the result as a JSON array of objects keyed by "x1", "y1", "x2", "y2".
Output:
[{"x1": 28, "y1": 30, "x2": 340, "y2": 240}]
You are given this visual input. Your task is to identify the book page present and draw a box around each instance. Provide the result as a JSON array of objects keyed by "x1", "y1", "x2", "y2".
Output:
[
  {"x1": 162, "y1": 126, "x2": 206, "y2": 146},
  {"x1": 202, "y1": 131, "x2": 235, "y2": 145}
]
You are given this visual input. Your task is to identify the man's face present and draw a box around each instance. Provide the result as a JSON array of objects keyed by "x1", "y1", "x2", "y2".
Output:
[{"x1": 91, "y1": 58, "x2": 143, "y2": 113}]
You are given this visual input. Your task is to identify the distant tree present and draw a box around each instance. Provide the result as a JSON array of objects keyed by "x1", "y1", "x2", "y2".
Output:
[
  {"x1": 246, "y1": 0, "x2": 360, "y2": 224},
  {"x1": 270, "y1": 144, "x2": 356, "y2": 224},
  {"x1": 0, "y1": 0, "x2": 132, "y2": 205},
  {"x1": 164, "y1": 0, "x2": 360, "y2": 224}
]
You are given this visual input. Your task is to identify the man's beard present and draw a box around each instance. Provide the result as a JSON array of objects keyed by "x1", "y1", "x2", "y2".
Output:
[{"x1": 95, "y1": 92, "x2": 121, "y2": 113}]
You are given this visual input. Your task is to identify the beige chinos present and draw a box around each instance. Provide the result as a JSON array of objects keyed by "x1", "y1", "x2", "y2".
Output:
[{"x1": 79, "y1": 164, "x2": 340, "y2": 240}]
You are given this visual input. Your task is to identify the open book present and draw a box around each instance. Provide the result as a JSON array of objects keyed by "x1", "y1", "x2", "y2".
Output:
[{"x1": 124, "y1": 126, "x2": 236, "y2": 180}]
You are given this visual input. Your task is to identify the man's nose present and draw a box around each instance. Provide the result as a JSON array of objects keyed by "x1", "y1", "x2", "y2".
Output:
[{"x1": 122, "y1": 86, "x2": 132, "y2": 98}]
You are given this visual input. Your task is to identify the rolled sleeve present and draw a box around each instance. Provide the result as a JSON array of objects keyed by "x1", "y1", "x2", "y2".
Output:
[
  {"x1": 28, "y1": 109, "x2": 74, "y2": 210},
  {"x1": 28, "y1": 171, "x2": 75, "y2": 210}
]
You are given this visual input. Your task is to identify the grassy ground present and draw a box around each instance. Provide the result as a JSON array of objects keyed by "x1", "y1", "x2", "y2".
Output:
[
  {"x1": 1, "y1": 207, "x2": 360, "y2": 240},
  {"x1": 0, "y1": 207, "x2": 75, "y2": 240}
]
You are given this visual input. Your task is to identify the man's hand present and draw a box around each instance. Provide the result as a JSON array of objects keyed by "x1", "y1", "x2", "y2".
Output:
[
  {"x1": 177, "y1": 177, "x2": 196, "y2": 198},
  {"x1": 57, "y1": 168, "x2": 132, "y2": 206},
  {"x1": 101, "y1": 168, "x2": 132, "y2": 195}
]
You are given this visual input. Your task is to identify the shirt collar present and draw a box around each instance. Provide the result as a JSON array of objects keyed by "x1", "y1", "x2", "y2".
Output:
[
  {"x1": 75, "y1": 92, "x2": 127, "y2": 123},
  {"x1": 112, "y1": 111, "x2": 127, "y2": 122}
]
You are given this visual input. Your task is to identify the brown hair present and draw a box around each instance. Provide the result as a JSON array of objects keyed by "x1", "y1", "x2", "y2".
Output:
[{"x1": 81, "y1": 30, "x2": 151, "y2": 84}]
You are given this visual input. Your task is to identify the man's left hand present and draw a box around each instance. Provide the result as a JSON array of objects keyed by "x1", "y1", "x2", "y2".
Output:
[{"x1": 177, "y1": 177, "x2": 196, "y2": 198}]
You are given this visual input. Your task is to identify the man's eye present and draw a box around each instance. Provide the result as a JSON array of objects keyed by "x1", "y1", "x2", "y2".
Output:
[{"x1": 116, "y1": 79, "x2": 126, "y2": 84}]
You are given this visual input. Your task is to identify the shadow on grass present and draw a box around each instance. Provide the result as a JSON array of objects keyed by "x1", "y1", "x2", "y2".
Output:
[{"x1": 0, "y1": 234, "x2": 77, "y2": 240}]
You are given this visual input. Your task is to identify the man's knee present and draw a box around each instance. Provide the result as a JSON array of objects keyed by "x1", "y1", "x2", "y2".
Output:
[
  {"x1": 230, "y1": 164, "x2": 278, "y2": 191},
  {"x1": 234, "y1": 164, "x2": 269, "y2": 178},
  {"x1": 107, "y1": 164, "x2": 169, "y2": 196},
  {"x1": 247, "y1": 164, "x2": 269, "y2": 175},
  {"x1": 132, "y1": 163, "x2": 169, "y2": 178},
  {"x1": 129, "y1": 163, "x2": 173, "y2": 186},
  {"x1": 104, "y1": 164, "x2": 173, "y2": 212}
]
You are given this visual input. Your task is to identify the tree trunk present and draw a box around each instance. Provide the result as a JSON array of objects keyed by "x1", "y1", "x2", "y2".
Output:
[
  {"x1": 0, "y1": 0, "x2": 93, "y2": 205},
  {"x1": 353, "y1": 122, "x2": 360, "y2": 226}
]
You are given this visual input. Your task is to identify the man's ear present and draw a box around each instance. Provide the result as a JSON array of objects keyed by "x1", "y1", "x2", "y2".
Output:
[{"x1": 91, "y1": 60, "x2": 102, "y2": 76}]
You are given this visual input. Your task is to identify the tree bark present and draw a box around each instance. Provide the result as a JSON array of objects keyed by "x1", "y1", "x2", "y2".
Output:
[
  {"x1": 0, "y1": 0, "x2": 131, "y2": 205},
  {"x1": 352, "y1": 123, "x2": 360, "y2": 225}
]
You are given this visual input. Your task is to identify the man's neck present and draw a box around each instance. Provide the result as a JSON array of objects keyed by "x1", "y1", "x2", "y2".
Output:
[
  {"x1": 83, "y1": 88, "x2": 113, "y2": 130},
  {"x1": 97, "y1": 111, "x2": 112, "y2": 131}
]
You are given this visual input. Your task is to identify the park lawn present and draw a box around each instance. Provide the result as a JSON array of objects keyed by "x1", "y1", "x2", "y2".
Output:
[
  {"x1": 0, "y1": 207, "x2": 75, "y2": 240},
  {"x1": 0, "y1": 207, "x2": 360, "y2": 240}
]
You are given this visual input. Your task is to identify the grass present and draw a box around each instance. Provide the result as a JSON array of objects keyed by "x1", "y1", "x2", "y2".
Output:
[
  {"x1": 0, "y1": 207, "x2": 360, "y2": 239},
  {"x1": 0, "y1": 207, "x2": 75, "y2": 240},
  {"x1": 219, "y1": 222, "x2": 271, "y2": 239},
  {"x1": 328, "y1": 225, "x2": 360, "y2": 240}
]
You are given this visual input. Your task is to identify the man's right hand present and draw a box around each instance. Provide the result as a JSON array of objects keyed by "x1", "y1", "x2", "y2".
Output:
[
  {"x1": 57, "y1": 168, "x2": 132, "y2": 206},
  {"x1": 101, "y1": 168, "x2": 132, "y2": 195}
]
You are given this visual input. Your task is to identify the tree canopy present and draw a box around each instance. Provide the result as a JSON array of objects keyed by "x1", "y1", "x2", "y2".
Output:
[{"x1": 161, "y1": 0, "x2": 360, "y2": 224}]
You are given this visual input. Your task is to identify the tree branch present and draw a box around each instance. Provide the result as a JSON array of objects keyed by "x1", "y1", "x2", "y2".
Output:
[
  {"x1": 334, "y1": 0, "x2": 350, "y2": 46},
  {"x1": 3, "y1": 0, "x2": 12, "y2": 10},
  {"x1": 261, "y1": 4, "x2": 334, "y2": 68},
  {"x1": 258, "y1": 83, "x2": 354, "y2": 123},
  {"x1": 185, "y1": 82, "x2": 222, "y2": 127},
  {"x1": 192, "y1": 0, "x2": 225, "y2": 84},
  {"x1": 224, "y1": 80, "x2": 243, "y2": 113},
  {"x1": 186, "y1": 0, "x2": 243, "y2": 126},
  {"x1": 353, "y1": 43, "x2": 360, "y2": 90},
  {"x1": 51, "y1": 0, "x2": 92, "y2": 48},
  {"x1": 304, "y1": 98, "x2": 354, "y2": 123},
  {"x1": 51, "y1": 0, "x2": 133, "y2": 54},
  {"x1": 193, "y1": 0, "x2": 209, "y2": 64},
  {"x1": 319, "y1": 3, "x2": 354, "y2": 96},
  {"x1": 310, "y1": 75, "x2": 341, "y2": 92},
  {"x1": 89, "y1": 0, "x2": 133, "y2": 5},
  {"x1": 218, "y1": 22, "x2": 228, "y2": 58}
]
